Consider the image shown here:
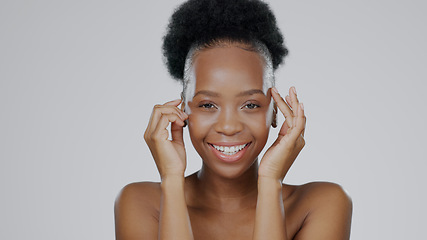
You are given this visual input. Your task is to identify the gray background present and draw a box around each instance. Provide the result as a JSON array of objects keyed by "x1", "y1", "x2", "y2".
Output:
[{"x1": 1, "y1": 0, "x2": 426, "y2": 239}]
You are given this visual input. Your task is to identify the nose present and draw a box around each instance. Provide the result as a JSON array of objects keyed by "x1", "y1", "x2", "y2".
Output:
[{"x1": 214, "y1": 108, "x2": 244, "y2": 136}]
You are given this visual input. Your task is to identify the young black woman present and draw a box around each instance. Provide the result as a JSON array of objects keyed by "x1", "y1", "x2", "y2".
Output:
[{"x1": 115, "y1": 1, "x2": 352, "y2": 239}]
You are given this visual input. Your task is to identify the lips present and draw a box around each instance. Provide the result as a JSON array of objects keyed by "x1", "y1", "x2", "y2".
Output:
[{"x1": 208, "y1": 142, "x2": 251, "y2": 163}]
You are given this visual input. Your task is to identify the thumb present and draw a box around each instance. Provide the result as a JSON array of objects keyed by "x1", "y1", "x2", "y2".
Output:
[{"x1": 171, "y1": 121, "x2": 184, "y2": 145}]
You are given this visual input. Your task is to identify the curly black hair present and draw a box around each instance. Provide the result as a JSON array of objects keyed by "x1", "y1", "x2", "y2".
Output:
[{"x1": 162, "y1": 0, "x2": 288, "y2": 81}]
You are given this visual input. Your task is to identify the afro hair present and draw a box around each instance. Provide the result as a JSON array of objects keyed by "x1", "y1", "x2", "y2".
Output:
[{"x1": 162, "y1": 0, "x2": 288, "y2": 81}]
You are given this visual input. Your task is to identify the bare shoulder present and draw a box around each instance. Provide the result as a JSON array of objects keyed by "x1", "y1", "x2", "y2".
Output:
[
  {"x1": 285, "y1": 182, "x2": 353, "y2": 240},
  {"x1": 292, "y1": 181, "x2": 352, "y2": 205},
  {"x1": 114, "y1": 182, "x2": 161, "y2": 239},
  {"x1": 115, "y1": 181, "x2": 161, "y2": 206},
  {"x1": 115, "y1": 181, "x2": 162, "y2": 218}
]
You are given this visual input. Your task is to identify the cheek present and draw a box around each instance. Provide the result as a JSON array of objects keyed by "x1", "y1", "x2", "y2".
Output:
[
  {"x1": 247, "y1": 113, "x2": 270, "y2": 138},
  {"x1": 187, "y1": 113, "x2": 212, "y2": 140},
  {"x1": 245, "y1": 110, "x2": 271, "y2": 147},
  {"x1": 187, "y1": 113, "x2": 217, "y2": 158},
  {"x1": 248, "y1": 105, "x2": 270, "y2": 126}
]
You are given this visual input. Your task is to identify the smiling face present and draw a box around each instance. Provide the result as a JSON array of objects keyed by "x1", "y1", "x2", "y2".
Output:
[{"x1": 186, "y1": 44, "x2": 273, "y2": 179}]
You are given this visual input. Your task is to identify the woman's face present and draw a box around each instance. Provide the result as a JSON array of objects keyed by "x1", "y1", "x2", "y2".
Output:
[{"x1": 186, "y1": 44, "x2": 273, "y2": 178}]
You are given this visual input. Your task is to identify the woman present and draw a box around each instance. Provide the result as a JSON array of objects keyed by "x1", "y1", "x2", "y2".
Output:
[{"x1": 115, "y1": 0, "x2": 352, "y2": 239}]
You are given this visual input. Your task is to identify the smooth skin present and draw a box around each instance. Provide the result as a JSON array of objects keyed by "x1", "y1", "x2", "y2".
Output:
[{"x1": 115, "y1": 44, "x2": 352, "y2": 240}]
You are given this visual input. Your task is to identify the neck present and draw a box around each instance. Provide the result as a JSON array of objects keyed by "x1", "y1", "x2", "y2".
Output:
[{"x1": 191, "y1": 160, "x2": 259, "y2": 212}]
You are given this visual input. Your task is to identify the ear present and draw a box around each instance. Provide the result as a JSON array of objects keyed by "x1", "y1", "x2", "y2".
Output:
[{"x1": 271, "y1": 102, "x2": 277, "y2": 128}]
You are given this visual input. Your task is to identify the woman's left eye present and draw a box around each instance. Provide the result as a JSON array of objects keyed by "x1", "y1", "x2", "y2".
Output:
[{"x1": 244, "y1": 103, "x2": 260, "y2": 109}]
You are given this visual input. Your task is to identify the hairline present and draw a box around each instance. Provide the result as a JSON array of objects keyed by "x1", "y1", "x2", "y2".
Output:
[
  {"x1": 182, "y1": 40, "x2": 275, "y2": 101},
  {"x1": 181, "y1": 39, "x2": 275, "y2": 127}
]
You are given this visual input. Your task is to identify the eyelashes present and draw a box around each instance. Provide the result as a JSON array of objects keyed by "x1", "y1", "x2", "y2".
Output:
[
  {"x1": 244, "y1": 103, "x2": 260, "y2": 109},
  {"x1": 199, "y1": 103, "x2": 216, "y2": 109},
  {"x1": 198, "y1": 102, "x2": 261, "y2": 110}
]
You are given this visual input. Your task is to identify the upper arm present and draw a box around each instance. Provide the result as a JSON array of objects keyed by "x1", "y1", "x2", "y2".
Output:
[
  {"x1": 114, "y1": 182, "x2": 160, "y2": 240},
  {"x1": 294, "y1": 182, "x2": 353, "y2": 240}
]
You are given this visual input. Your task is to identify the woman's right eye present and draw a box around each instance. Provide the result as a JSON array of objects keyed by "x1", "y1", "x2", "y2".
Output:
[{"x1": 199, "y1": 103, "x2": 215, "y2": 109}]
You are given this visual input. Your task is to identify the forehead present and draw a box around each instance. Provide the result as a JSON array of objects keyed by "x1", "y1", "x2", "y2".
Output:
[{"x1": 192, "y1": 46, "x2": 265, "y2": 91}]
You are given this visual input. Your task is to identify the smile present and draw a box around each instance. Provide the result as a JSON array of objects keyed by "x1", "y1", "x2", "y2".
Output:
[
  {"x1": 210, "y1": 143, "x2": 249, "y2": 155},
  {"x1": 208, "y1": 142, "x2": 251, "y2": 163}
]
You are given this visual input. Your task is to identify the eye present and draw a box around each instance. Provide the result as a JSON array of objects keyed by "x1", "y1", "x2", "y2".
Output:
[
  {"x1": 244, "y1": 103, "x2": 260, "y2": 109},
  {"x1": 199, "y1": 103, "x2": 216, "y2": 109}
]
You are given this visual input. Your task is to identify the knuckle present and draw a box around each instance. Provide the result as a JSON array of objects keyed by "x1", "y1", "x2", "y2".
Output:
[
  {"x1": 161, "y1": 113, "x2": 172, "y2": 121},
  {"x1": 152, "y1": 105, "x2": 162, "y2": 113},
  {"x1": 159, "y1": 113, "x2": 168, "y2": 119},
  {"x1": 150, "y1": 132, "x2": 161, "y2": 142},
  {"x1": 144, "y1": 132, "x2": 156, "y2": 142}
]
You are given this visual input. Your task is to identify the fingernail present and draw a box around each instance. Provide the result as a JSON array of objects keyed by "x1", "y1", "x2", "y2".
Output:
[
  {"x1": 272, "y1": 87, "x2": 278, "y2": 94},
  {"x1": 300, "y1": 103, "x2": 304, "y2": 110},
  {"x1": 292, "y1": 87, "x2": 297, "y2": 95}
]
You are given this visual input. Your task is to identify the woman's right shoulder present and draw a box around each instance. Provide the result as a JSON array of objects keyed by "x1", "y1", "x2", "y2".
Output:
[
  {"x1": 115, "y1": 181, "x2": 162, "y2": 210},
  {"x1": 115, "y1": 182, "x2": 162, "y2": 238}
]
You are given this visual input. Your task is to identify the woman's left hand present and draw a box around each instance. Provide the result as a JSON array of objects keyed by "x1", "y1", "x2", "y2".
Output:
[{"x1": 258, "y1": 86, "x2": 306, "y2": 181}]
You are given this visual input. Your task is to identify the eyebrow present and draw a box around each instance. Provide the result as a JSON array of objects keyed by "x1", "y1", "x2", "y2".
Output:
[
  {"x1": 236, "y1": 89, "x2": 265, "y2": 97},
  {"x1": 193, "y1": 89, "x2": 265, "y2": 98},
  {"x1": 193, "y1": 90, "x2": 220, "y2": 98}
]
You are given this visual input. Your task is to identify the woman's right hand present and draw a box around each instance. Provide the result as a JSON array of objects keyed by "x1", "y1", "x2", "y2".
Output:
[{"x1": 143, "y1": 99, "x2": 189, "y2": 179}]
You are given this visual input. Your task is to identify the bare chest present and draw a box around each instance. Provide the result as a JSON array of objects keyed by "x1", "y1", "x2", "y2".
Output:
[
  {"x1": 188, "y1": 207, "x2": 256, "y2": 240},
  {"x1": 187, "y1": 204, "x2": 304, "y2": 240}
]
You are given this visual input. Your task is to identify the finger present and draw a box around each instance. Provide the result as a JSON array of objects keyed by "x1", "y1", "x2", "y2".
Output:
[
  {"x1": 171, "y1": 121, "x2": 185, "y2": 145},
  {"x1": 295, "y1": 103, "x2": 306, "y2": 135},
  {"x1": 285, "y1": 95, "x2": 292, "y2": 109},
  {"x1": 164, "y1": 99, "x2": 187, "y2": 119},
  {"x1": 299, "y1": 103, "x2": 306, "y2": 137},
  {"x1": 147, "y1": 99, "x2": 180, "y2": 126},
  {"x1": 150, "y1": 98, "x2": 183, "y2": 124},
  {"x1": 284, "y1": 95, "x2": 294, "y2": 128},
  {"x1": 147, "y1": 103, "x2": 188, "y2": 134},
  {"x1": 289, "y1": 87, "x2": 300, "y2": 127},
  {"x1": 289, "y1": 86, "x2": 300, "y2": 109},
  {"x1": 147, "y1": 109, "x2": 186, "y2": 139},
  {"x1": 283, "y1": 103, "x2": 306, "y2": 144},
  {"x1": 151, "y1": 113, "x2": 185, "y2": 142},
  {"x1": 164, "y1": 99, "x2": 182, "y2": 106},
  {"x1": 278, "y1": 118, "x2": 290, "y2": 137},
  {"x1": 171, "y1": 107, "x2": 188, "y2": 145},
  {"x1": 271, "y1": 87, "x2": 294, "y2": 128}
]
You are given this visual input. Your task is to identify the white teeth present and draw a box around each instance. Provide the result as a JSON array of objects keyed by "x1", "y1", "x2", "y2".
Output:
[{"x1": 212, "y1": 143, "x2": 248, "y2": 155}]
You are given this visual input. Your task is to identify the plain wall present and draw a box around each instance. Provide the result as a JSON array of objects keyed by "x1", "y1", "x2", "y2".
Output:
[{"x1": 1, "y1": 0, "x2": 426, "y2": 239}]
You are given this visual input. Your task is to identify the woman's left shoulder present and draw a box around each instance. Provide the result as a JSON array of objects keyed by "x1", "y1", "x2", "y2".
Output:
[
  {"x1": 283, "y1": 182, "x2": 353, "y2": 238},
  {"x1": 285, "y1": 181, "x2": 352, "y2": 208},
  {"x1": 283, "y1": 182, "x2": 353, "y2": 211}
]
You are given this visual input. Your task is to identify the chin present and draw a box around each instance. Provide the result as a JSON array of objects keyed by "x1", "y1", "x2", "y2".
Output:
[{"x1": 201, "y1": 158, "x2": 259, "y2": 180}]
